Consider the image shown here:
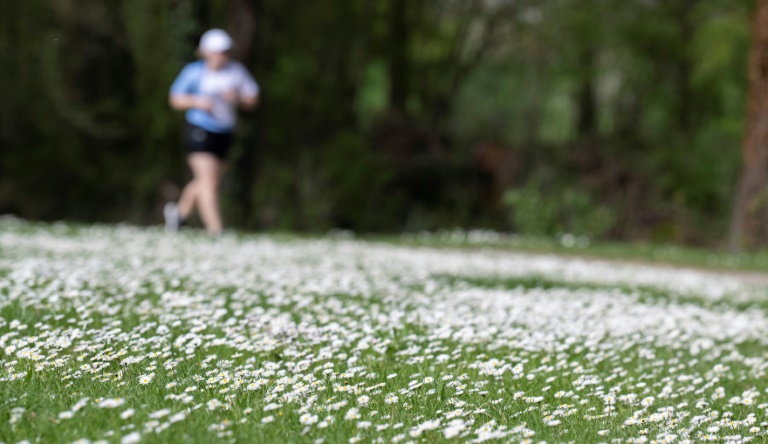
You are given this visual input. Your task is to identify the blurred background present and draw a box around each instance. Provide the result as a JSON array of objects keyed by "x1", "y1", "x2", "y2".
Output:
[{"x1": 0, "y1": 0, "x2": 760, "y2": 247}]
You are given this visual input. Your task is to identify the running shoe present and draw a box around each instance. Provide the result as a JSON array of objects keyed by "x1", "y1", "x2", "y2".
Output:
[{"x1": 163, "y1": 202, "x2": 181, "y2": 232}]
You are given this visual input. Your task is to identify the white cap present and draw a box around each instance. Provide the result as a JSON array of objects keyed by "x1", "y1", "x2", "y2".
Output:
[{"x1": 199, "y1": 29, "x2": 233, "y2": 53}]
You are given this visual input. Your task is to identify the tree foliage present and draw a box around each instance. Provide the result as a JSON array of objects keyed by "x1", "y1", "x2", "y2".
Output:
[
  {"x1": 731, "y1": 0, "x2": 768, "y2": 250},
  {"x1": 0, "y1": 0, "x2": 757, "y2": 244}
]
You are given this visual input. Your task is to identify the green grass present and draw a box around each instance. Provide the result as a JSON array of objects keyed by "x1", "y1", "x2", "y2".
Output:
[
  {"x1": 1, "y1": 220, "x2": 768, "y2": 443},
  {"x1": 435, "y1": 274, "x2": 768, "y2": 313},
  {"x1": 367, "y1": 231, "x2": 768, "y2": 275}
]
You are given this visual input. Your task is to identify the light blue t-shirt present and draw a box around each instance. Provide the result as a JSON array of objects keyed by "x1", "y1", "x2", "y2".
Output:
[{"x1": 170, "y1": 60, "x2": 260, "y2": 134}]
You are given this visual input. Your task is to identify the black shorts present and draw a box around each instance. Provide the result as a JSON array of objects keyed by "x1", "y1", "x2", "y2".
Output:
[{"x1": 185, "y1": 123, "x2": 233, "y2": 160}]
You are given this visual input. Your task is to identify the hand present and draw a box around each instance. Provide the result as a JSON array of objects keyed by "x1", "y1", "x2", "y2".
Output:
[
  {"x1": 195, "y1": 96, "x2": 214, "y2": 112},
  {"x1": 221, "y1": 89, "x2": 238, "y2": 104}
]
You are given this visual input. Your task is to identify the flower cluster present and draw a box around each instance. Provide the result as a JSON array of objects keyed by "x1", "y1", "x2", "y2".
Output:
[{"x1": 1, "y1": 219, "x2": 767, "y2": 443}]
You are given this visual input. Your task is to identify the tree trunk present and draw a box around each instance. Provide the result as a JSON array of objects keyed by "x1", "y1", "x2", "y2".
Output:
[
  {"x1": 389, "y1": 0, "x2": 409, "y2": 116},
  {"x1": 229, "y1": 0, "x2": 256, "y2": 62},
  {"x1": 576, "y1": 47, "x2": 597, "y2": 138},
  {"x1": 228, "y1": 0, "x2": 259, "y2": 227},
  {"x1": 730, "y1": 0, "x2": 768, "y2": 251},
  {"x1": 673, "y1": 2, "x2": 695, "y2": 133}
]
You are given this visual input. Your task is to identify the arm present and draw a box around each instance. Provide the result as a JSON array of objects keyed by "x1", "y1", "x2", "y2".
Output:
[
  {"x1": 238, "y1": 94, "x2": 259, "y2": 111},
  {"x1": 169, "y1": 94, "x2": 213, "y2": 112},
  {"x1": 220, "y1": 90, "x2": 259, "y2": 111},
  {"x1": 236, "y1": 65, "x2": 260, "y2": 112},
  {"x1": 169, "y1": 63, "x2": 213, "y2": 112}
]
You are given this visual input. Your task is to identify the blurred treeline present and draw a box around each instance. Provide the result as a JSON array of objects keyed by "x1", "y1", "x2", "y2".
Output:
[{"x1": 0, "y1": 0, "x2": 755, "y2": 243}]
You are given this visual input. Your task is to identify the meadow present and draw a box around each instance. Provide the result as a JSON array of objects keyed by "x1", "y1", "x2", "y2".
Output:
[{"x1": 2, "y1": 219, "x2": 768, "y2": 444}]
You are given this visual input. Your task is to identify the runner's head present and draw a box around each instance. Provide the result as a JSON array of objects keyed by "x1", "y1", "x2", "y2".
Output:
[{"x1": 199, "y1": 29, "x2": 232, "y2": 70}]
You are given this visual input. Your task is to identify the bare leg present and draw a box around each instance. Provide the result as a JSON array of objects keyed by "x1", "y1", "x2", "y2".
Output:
[
  {"x1": 187, "y1": 152, "x2": 225, "y2": 234},
  {"x1": 177, "y1": 179, "x2": 198, "y2": 221}
]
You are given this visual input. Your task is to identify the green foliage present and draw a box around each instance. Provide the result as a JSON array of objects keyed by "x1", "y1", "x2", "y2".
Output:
[
  {"x1": 4, "y1": 221, "x2": 768, "y2": 443},
  {"x1": 502, "y1": 186, "x2": 560, "y2": 237},
  {"x1": 503, "y1": 186, "x2": 616, "y2": 239},
  {"x1": 0, "y1": 0, "x2": 757, "y2": 244}
]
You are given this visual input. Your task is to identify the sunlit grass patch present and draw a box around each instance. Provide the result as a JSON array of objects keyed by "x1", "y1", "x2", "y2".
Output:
[
  {"x1": 386, "y1": 229, "x2": 768, "y2": 273},
  {"x1": 2, "y1": 220, "x2": 768, "y2": 443},
  {"x1": 437, "y1": 274, "x2": 768, "y2": 313}
]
